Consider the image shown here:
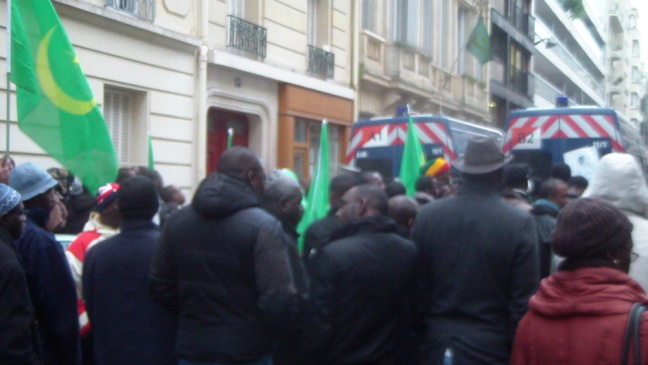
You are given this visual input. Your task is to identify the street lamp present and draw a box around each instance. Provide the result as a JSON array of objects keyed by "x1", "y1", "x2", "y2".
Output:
[{"x1": 534, "y1": 38, "x2": 557, "y2": 49}]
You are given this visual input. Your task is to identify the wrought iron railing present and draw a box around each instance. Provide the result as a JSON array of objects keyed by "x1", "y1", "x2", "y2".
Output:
[
  {"x1": 307, "y1": 46, "x2": 335, "y2": 78},
  {"x1": 227, "y1": 15, "x2": 267, "y2": 58},
  {"x1": 508, "y1": 66, "x2": 534, "y2": 99},
  {"x1": 106, "y1": 0, "x2": 155, "y2": 21}
]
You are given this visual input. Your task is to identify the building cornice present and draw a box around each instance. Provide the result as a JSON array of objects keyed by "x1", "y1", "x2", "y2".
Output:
[
  {"x1": 209, "y1": 50, "x2": 355, "y2": 100},
  {"x1": 53, "y1": 0, "x2": 201, "y2": 53}
]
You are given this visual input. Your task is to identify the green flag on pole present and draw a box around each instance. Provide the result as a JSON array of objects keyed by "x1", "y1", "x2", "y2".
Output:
[
  {"x1": 466, "y1": 16, "x2": 492, "y2": 65},
  {"x1": 297, "y1": 120, "x2": 330, "y2": 253},
  {"x1": 227, "y1": 128, "x2": 234, "y2": 149},
  {"x1": 10, "y1": 0, "x2": 118, "y2": 194},
  {"x1": 148, "y1": 135, "x2": 154, "y2": 169},
  {"x1": 399, "y1": 112, "x2": 425, "y2": 196}
]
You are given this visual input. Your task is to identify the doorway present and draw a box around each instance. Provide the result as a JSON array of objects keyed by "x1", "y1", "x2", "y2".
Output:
[{"x1": 207, "y1": 108, "x2": 249, "y2": 174}]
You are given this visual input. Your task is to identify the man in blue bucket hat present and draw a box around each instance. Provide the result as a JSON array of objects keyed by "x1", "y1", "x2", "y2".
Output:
[{"x1": 10, "y1": 162, "x2": 81, "y2": 365}]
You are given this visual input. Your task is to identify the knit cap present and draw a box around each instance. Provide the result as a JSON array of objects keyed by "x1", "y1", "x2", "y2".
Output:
[
  {"x1": 0, "y1": 184, "x2": 21, "y2": 216},
  {"x1": 95, "y1": 183, "x2": 120, "y2": 212},
  {"x1": 551, "y1": 198, "x2": 633, "y2": 259}
]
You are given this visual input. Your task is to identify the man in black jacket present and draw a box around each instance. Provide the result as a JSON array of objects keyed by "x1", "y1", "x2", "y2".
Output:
[
  {"x1": 302, "y1": 174, "x2": 355, "y2": 261},
  {"x1": 411, "y1": 136, "x2": 539, "y2": 365},
  {"x1": 149, "y1": 147, "x2": 299, "y2": 365},
  {"x1": 302, "y1": 184, "x2": 418, "y2": 365},
  {"x1": 262, "y1": 170, "x2": 308, "y2": 365},
  {"x1": 0, "y1": 183, "x2": 40, "y2": 364},
  {"x1": 530, "y1": 178, "x2": 569, "y2": 278},
  {"x1": 83, "y1": 176, "x2": 176, "y2": 365}
]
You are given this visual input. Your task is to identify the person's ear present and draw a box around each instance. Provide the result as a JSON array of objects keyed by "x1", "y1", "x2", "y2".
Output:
[
  {"x1": 357, "y1": 198, "x2": 369, "y2": 217},
  {"x1": 407, "y1": 217, "x2": 415, "y2": 230}
]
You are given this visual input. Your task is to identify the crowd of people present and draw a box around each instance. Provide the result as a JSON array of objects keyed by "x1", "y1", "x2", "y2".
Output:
[{"x1": 1, "y1": 135, "x2": 648, "y2": 365}]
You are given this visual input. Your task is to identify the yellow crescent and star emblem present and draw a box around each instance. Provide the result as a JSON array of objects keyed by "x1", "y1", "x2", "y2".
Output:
[{"x1": 35, "y1": 27, "x2": 96, "y2": 115}]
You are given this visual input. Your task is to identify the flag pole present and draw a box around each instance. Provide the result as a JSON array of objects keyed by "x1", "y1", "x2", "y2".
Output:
[
  {"x1": 438, "y1": 13, "x2": 482, "y2": 115},
  {"x1": 5, "y1": 0, "x2": 11, "y2": 158}
]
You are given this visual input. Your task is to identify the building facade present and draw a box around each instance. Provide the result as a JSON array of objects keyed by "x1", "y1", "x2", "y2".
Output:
[
  {"x1": 608, "y1": 3, "x2": 646, "y2": 126},
  {"x1": 489, "y1": 0, "x2": 535, "y2": 129},
  {"x1": 356, "y1": 0, "x2": 490, "y2": 125},
  {"x1": 532, "y1": 0, "x2": 607, "y2": 108},
  {"x1": 1, "y1": 0, "x2": 356, "y2": 194}
]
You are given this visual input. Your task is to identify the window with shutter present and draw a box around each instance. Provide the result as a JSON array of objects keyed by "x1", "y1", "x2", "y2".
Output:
[
  {"x1": 104, "y1": 88, "x2": 132, "y2": 164},
  {"x1": 229, "y1": 0, "x2": 244, "y2": 18}
]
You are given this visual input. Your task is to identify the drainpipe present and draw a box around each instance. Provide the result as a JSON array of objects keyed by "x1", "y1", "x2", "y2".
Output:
[
  {"x1": 194, "y1": 0, "x2": 209, "y2": 190},
  {"x1": 352, "y1": 0, "x2": 360, "y2": 121}
]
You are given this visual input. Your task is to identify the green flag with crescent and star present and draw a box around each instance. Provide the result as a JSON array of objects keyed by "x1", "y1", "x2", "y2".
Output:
[
  {"x1": 466, "y1": 16, "x2": 492, "y2": 65},
  {"x1": 10, "y1": 0, "x2": 118, "y2": 194}
]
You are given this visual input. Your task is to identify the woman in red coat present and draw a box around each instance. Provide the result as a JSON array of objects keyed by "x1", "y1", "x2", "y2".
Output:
[{"x1": 511, "y1": 198, "x2": 648, "y2": 365}]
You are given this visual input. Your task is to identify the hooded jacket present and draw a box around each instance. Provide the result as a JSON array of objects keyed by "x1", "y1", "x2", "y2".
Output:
[
  {"x1": 511, "y1": 267, "x2": 648, "y2": 365},
  {"x1": 301, "y1": 215, "x2": 418, "y2": 365},
  {"x1": 583, "y1": 153, "x2": 648, "y2": 291},
  {"x1": 149, "y1": 173, "x2": 299, "y2": 363}
]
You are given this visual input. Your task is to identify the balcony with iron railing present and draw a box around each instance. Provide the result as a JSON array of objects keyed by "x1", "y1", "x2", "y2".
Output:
[
  {"x1": 490, "y1": 8, "x2": 535, "y2": 52},
  {"x1": 508, "y1": 4, "x2": 535, "y2": 39},
  {"x1": 227, "y1": 15, "x2": 267, "y2": 58},
  {"x1": 490, "y1": 59, "x2": 534, "y2": 105},
  {"x1": 106, "y1": 0, "x2": 155, "y2": 21},
  {"x1": 308, "y1": 46, "x2": 335, "y2": 78}
]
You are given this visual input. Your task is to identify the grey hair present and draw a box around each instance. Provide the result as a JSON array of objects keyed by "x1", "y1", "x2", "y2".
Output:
[{"x1": 263, "y1": 169, "x2": 302, "y2": 204}]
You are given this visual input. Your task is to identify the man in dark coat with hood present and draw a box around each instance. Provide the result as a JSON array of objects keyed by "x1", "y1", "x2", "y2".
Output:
[
  {"x1": 411, "y1": 136, "x2": 539, "y2": 365},
  {"x1": 83, "y1": 176, "x2": 176, "y2": 365},
  {"x1": 0, "y1": 183, "x2": 40, "y2": 364},
  {"x1": 302, "y1": 184, "x2": 418, "y2": 365},
  {"x1": 149, "y1": 147, "x2": 299, "y2": 365}
]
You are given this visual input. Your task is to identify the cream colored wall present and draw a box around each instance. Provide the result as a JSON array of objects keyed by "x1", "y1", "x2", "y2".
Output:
[
  {"x1": 0, "y1": 0, "x2": 199, "y2": 193},
  {"x1": 207, "y1": 0, "x2": 352, "y2": 85},
  {"x1": 83, "y1": 0, "x2": 199, "y2": 36}
]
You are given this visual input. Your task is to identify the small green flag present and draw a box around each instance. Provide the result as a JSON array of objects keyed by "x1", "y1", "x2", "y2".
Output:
[
  {"x1": 148, "y1": 135, "x2": 154, "y2": 169},
  {"x1": 297, "y1": 121, "x2": 330, "y2": 253},
  {"x1": 227, "y1": 128, "x2": 234, "y2": 149},
  {"x1": 10, "y1": 0, "x2": 118, "y2": 193},
  {"x1": 466, "y1": 16, "x2": 491, "y2": 65},
  {"x1": 399, "y1": 114, "x2": 425, "y2": 196}
]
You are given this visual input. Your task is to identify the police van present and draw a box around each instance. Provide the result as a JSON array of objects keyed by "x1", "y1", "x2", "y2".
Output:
[
  {"x1": 503, "y1": 106, "x2": 647, "y2": 180},
  {"x1": 346, "y1": 114, "x2": 504, "y2": 178}
]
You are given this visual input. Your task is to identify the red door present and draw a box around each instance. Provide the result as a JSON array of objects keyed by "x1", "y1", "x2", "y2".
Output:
[{"x1": 207, "y1": 109, "x2": 249, "y2": 174}]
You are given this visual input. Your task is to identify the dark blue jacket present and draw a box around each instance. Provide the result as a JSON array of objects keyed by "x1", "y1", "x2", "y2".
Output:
[
  {"x1": 83, "y1": 220, "x2": 177, "y2": 365},
  {"x1": 0, "y1": 228, "x2": 40, "y2": 364},
  {"x1": 15, "y1": 208, "x2": 80, "y2": 365}
]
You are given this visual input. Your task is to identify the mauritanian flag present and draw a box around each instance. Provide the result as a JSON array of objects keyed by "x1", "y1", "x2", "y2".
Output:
[
  {"x1": 399, "y1": 114, "x2": 425, "y2": 196},
  {"x1": 466, "y1": 16, "x2": 492, "y2": 65},
  {"x1": 10, "y1": 0, "x2": 118, "y2": 193}
]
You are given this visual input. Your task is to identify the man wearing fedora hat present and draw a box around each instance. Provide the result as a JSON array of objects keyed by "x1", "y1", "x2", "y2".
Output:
[
  {"x1": 10, "y1": 162, "x2": 81, "y2": 365},
  {"x1": 411, "y1": 136, "x2": 539, "y2": 365}
]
